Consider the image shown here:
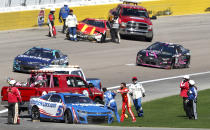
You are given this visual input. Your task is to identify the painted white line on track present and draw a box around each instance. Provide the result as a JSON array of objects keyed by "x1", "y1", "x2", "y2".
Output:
[
  {"x1": 125, "y1": 64, "x2": 135, "y2": 66},
  {"x1": 107, "y1": 71, "x2": 210, "y2": 90},
  {"x1": 0, "y1": 71, "x2": 209, "y2": 114},
  {"x1": 0, "y1": 109, "x2": 8, "y2": 114}
]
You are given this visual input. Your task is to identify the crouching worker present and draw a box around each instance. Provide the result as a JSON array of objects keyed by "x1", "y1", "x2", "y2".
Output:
[
  {"x1": 186, "y1": 80, "x2": 198, "y2": 120},
  {"x1": 103, "y1": 88, "x2": 120, "y2": 123},
  {"x1": 7, "y1": 80, "x2": 22, "y2": 124}
]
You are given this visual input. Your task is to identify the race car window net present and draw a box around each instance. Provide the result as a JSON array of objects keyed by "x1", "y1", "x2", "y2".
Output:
[
  {"x1": 122, "y1": 8, "x2": 149, "y2": 18},
  {"x1": 85, "y1": 20, "x2": 105, "y2": 28},
  {"x1": 64, "y1": 96, "x2": 93, "y2": 104},
  {"x1": 75, "y1": 77, "x2": 86, "y2": 87}
]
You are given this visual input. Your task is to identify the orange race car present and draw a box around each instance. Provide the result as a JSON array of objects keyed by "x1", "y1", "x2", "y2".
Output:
[{"x1": 67, "y1": 18, "x2": 112, "y2": 43}]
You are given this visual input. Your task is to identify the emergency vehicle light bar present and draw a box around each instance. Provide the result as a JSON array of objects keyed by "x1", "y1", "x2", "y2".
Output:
[
  {"x1": 123, "y1": 0, "x2": 141, "y2": 5},
  {"x1": 29, "y1": 70, "x2": 55, "y2": 73}
]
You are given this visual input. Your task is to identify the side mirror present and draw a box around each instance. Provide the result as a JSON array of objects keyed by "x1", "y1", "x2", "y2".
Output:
[{"x1": 150, "y1": 16, "x2": 157, "y2": 20}]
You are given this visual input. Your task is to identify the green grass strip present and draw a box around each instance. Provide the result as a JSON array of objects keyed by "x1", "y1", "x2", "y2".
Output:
[{"x1": 106, "y1": 89, "x2": 210, "y2": 128}]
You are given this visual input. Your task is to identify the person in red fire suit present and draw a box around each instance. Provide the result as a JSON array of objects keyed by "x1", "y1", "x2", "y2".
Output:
[
  {"x1": 7, "y1": 80, "x2": 22, "y2": 124},
  {"x1": 48, "y1": 8, "x2": 56, "y2": 38},
  {"x1": 180, "y1": 75, "x2": 190, "y2": 116},
  {"x1": 117, "y1": 82, "x2": 136, "y2": 122}
]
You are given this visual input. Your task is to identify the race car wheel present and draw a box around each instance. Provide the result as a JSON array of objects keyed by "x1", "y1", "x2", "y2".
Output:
[
  {"x1": 31, "y1": 106, "x2": 40, "y2": 120},
  {"x1": 94, "y1": 98, "x2": 104, "y2": 104},
  {"x1": 64, "y1": 110, "x2": 73, "y2": 124}
]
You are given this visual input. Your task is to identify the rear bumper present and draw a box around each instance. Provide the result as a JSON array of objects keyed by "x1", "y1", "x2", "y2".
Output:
[{"x1": 119, "y1": 28, "x2": 153, "y2": 38}]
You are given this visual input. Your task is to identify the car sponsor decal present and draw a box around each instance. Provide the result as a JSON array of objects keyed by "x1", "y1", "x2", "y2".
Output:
[
  {"x1": 72, "y1": 107, "x2": 78, "y2": 123},
  {"x1": 18, "y1": 55, "x2": 51, "y2": 62}
]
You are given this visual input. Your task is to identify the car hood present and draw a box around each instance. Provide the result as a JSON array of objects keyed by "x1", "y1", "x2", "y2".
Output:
[
  {"x1": 77, "y1": 22, "x2": 106, "y2": 35},
  {"x1": 121, "y1": 16, "x2": 152, "y2": 25},
  {"x1": 68, "y1": 104, "x2": 110, "y2": 113},
  {"x1": 15, "y1": 54, "x2": 51, "y2": 64}
]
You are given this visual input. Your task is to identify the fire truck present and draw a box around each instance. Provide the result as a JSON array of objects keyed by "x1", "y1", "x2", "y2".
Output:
[
  {"x1": 108, "y1": 0, "x2": 157, "y2": 42},
  {"x1": 1, "y1": 70, "x2": 104, "y2": 112}
]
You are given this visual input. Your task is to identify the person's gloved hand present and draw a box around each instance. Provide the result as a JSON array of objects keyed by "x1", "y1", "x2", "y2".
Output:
[
  {"x1": 130, "y1": 93, "x2": 133, "y2": 96},
  {"x1": 185, "y1": 99, "x2": 189, "y2": 103},
  {"x1": 143, "y1": 93, "x2": 146, "y2": 97}
]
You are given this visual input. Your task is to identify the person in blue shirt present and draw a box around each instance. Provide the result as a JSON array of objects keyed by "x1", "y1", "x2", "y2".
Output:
[
  {"x1": 59, "y1": 2, "x2": 70, "y2": 33},
  {"x1": 186, "y1": 80, "x2": 198, "y2": 120},
  {"x1": 103, "y1": 88, "x2": 120, "y2": 123}
]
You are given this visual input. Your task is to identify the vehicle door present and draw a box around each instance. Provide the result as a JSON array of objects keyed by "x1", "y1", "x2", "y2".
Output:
[
  {"x1": 46, "y1": 94, "x2": 64, "y2": 118},
  {"x1": 74, "y1": 77, "x2": 93, "y2": 98},
  {"x1": 65, "y1": 76, "x2": 81, "y2": 94}
]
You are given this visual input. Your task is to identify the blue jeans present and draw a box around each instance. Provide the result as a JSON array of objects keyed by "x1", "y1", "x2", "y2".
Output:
[
  {"x1": 68, "y1": 27, "x2": 77, "y2": 41},
  {"x1": 133, "y1": 98, "x2": 143, "y2": 117}
]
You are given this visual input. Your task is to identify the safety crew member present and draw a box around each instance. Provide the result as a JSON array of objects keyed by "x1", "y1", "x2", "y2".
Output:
[
  {"x1": 48, "y1": 8, "x2": 56, "y2": 38},
  {"x1": 59, "y1": 2, "x2": 70, "y2": 33},
  {"x1": 7, "y1": 80, "x2": 22, "y2": 124},
  {"x1": 103, "y1": 88, "x2": 120, "y2": 123},
  {"x1": 129, "y1": 77, "x2": 145, "y2": 117},
  {"x1": 186, "y1": 80, "x2": 198, "y2": 120},
  {"x1": 65, "y1": 9, "x2": 78, "y2": 41},
  {"x1": 117, "y1": 82, "x2": 136, "y2": 122},
  {"x1": 110, "y1": 13, "x2": 121, "y2": 43},
  {"x1": 180, "y1": 75, "x2": 190, "y2": 116}
]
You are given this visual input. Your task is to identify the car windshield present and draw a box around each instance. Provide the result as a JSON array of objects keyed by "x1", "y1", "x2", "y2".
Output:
[
  {"x1": 146, "y1": 43, "x2": 176, "y2": 55},
  {"x1": 84, "y1": 20, "x2": 105, "y2": 28},
  {"x1": 122, "y1": 8, "x2": 149, "y2": 18},
  {"x1": 64, "y1": 95, "x2": 94, "y2": 104},
  {"x1": 40, "y1": 51, "x2": 53, "y2": 59},
  {"x1": 71, "y1": 70, "x2": 85, "y2": 79},
  {"x1": 24, "y1": 48, "x2": 53, "y2": 59}
]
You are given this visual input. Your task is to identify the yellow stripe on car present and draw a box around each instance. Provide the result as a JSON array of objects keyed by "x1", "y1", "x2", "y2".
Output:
[
  {"x1": 81, "y1": 24, "x2": 88, "y2": 32},
  {"x1": 90, "y1": 27, "x2": 96, "y2": 35}
]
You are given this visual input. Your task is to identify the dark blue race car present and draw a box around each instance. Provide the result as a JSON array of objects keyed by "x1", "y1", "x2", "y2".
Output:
[
  {"x1": 29, "y1": 93, "x2": 113, "y2": 124},
  {"x1": 13, "y1": 47, "x2": 69, "y2": 72},
  {"x1": 136, "y1": 42, "x2": 190, "y2": 69}
]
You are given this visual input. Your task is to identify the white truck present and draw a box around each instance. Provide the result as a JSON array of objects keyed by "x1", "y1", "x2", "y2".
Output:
[{"x1": 40, "y1": 65, "x2": 102, "y2": 90}]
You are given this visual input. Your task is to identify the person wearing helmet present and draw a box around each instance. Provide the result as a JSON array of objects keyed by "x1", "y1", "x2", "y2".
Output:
[
  {"x1": 7, "y1": 79, "x2": 22, "y2": 124},
  {"x1": 65, "y1": 9, "x2": 78, "y2": 41},
  {"x1": 186, "y1": 80, "x2": 198, "y2": 120},
  {"x1": 48, "y1": 8, "x2": 56, "y2": 38},
  {"x1": 103, "y1": 88, "x2": 120, "y2": 123},
  {"x1": 59, "y1": 2, "x2": 70, "y2": 33},
  {"x1": 180, "y1": 75, "x2": 190, "y2": 116},
  {"x1": 117, "y1": 82, "x2": 136, "y2": 122},
  {"x1": 129, "y1": 77, "x2": 145, "y2": 117}
]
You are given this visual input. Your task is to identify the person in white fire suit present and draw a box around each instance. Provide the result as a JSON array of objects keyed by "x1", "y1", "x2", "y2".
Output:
[{"x1": 129, "y1": 77, "x2": 145, "y2": 117}]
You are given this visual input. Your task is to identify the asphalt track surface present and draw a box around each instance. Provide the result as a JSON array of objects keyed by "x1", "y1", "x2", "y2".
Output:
[{"x1": 0, "y1": 13, "x2": 210, "y2": 130}]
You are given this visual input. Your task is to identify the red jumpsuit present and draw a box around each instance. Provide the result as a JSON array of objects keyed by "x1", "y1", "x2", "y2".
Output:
[{"x1": 117, "y1": 88, "x2": 136, "y2": 122}]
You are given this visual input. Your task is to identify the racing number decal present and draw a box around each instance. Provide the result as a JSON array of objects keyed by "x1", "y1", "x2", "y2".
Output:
[{"x1": 56, "y1": 105, "x2": 63, "y2": 116}]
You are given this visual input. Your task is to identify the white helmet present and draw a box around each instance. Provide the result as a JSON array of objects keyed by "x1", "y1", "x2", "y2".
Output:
[
  {"x1": 189, "y1": 80, "x2": 195, "y2": 85},
  {"x1": 183, "y1": 75, "x2": 190, "y2": 80},
  {"x1": 9, "y1": 80, "x2": 16, "y2": 86},
  {"x1": 51, "y1": 8, "x2": 55, "y2": 12}
]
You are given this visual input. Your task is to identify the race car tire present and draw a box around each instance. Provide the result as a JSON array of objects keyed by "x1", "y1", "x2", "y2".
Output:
[
  {"x1": 64, "y1": 109, "x2": 73, "y2": 124},
  {"x1": 31, "y1": 106, "x2": 40, "y2": 121},
  {"x1": 94, "y1": 98, "x2": 104, "y2": 104}
]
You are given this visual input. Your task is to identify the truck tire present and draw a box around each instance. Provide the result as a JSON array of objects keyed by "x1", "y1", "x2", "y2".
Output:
[
  {"x1": 145, "y1": 36, "x2": 153, "y2": 42},
  {"x1": 64, "y1": 110, "x2": 73, "y2": 124},
  {"x1": 94, "y1": 98, "x2": 104, "y2": 104},
  {"x1": 31, "y1": 106, "x2": 40, "y2": 120}
]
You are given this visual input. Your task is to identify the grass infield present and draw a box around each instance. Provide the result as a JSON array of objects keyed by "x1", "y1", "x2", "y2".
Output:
[{"x1": 107, "y1": 89, "x2": 210, "y2": 128}]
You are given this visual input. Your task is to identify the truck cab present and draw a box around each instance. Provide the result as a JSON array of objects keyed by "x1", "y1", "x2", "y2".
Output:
[
  {"x1": 108, "y1": 0, "x2": 157, "y2": 42},
  {"x1": 1, "y1": 70, "x2": 104, "y2": 112}
]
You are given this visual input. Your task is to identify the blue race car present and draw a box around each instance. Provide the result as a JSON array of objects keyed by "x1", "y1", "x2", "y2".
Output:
[
  {"x1": 13, "y1": 47, "x2": 69, "y2": 72},
  {"x1": 29, "y1": 93, "x2": 113, "y2": 124}
]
